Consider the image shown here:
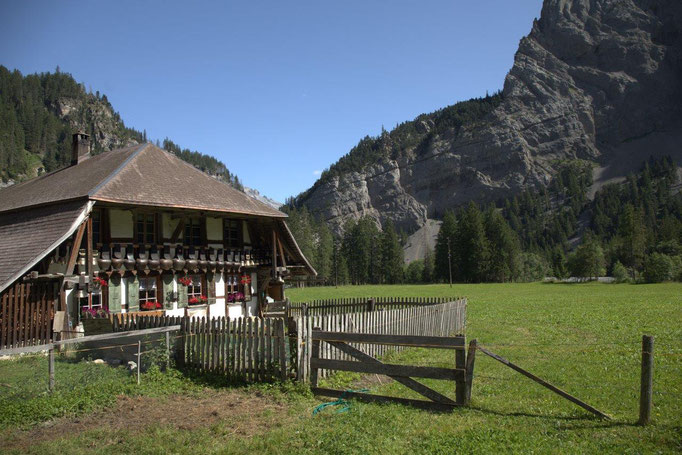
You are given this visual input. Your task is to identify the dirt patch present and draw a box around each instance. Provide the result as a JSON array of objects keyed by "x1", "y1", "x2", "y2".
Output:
[{"x1": 3, "y1": 389, "x2": 288, "y2": 450}]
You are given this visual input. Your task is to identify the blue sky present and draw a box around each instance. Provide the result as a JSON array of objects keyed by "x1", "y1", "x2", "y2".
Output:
[{"x1": 0, "y1": 0, "x2": 542, "y2": 202}]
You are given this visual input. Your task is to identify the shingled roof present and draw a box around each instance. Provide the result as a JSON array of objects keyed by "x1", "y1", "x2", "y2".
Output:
[
  {"x1": 0, "y1": 201, "x2": 93, "y2": 293},
  {"x1": 0, "y1": 144, "x2": 314, "y2": 291},
  {"x1": 0, "y1": 143, "x2": 286, "y2": 218}
]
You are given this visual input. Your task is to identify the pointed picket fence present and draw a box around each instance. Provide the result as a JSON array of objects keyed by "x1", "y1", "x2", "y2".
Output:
[{"x1": 178, "y1": 316, "x2": 288, "y2": 383}]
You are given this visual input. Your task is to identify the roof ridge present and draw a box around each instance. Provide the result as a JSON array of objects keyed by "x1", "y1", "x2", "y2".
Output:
[
  {"x1": 151, "y1": 145, "x2": 287, "y2": 216},
  {"x1": 88, "y1": 143, "x2": 150, "y2": 198}
]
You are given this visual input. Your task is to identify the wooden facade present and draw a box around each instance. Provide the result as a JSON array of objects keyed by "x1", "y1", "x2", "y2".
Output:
[{"x1": 0, "y1": 281, "x2": 58, "y2": 350}]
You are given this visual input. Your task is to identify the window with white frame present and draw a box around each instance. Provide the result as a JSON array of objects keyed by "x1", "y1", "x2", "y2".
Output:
[{"x1": 139, "y1": 277, "x2": 159, "y2": 310}]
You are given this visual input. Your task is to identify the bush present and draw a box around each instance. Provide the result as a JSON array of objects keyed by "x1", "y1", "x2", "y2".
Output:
[
  {"x1": 405, "y1": 260, "x2": 425, "y2": 283},
  {"x1": 518, "y1": 253, "x2": 550, "y2": 282},
  {"x1": 612, "y1": 261, "x2": 630, "y2": 283},
  {"x1": 643, "y1": 253, "x2": 674, "y2": 283}
]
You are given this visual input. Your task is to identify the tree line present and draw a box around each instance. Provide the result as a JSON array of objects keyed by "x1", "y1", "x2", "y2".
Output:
[
  {"x1": 0, "y1": 66, "x2": 243, "y2": 190},
  {"x1": 286, "y1": 157, "x2": 682, "y2": 285}
]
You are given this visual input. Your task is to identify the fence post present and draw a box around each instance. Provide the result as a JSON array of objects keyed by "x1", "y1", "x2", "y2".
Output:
[
  {"x1": 455, "y1": 341, "x2": 466, "y2": 405},
  {"x1": 639, "y1": 334, "x2": 654, "y2": 425},
  {"x1": 165, "y1": 331, "x2": 171, "y2": 369},
  {"x1": 137, "y1": 340, "x2": 141, "y2": 385},
  {"x1": 176, "y1": 317, "x2": 186, "y2": 368},
  {"x1": 48, "y1": 347, "x2": 55, "y2": 392},
  {"x1": 367, "y1": 298, "x2": 375, "y2": 312},
  {"x1": 464, "y1": 339, "x2": 477, "y2": 405},
  {"x1": 310, "y1": 327, "x2": 321, "y2": 387}
]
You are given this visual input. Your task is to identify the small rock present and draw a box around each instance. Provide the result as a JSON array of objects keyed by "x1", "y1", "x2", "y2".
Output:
[{"x1": 93, "y1": 359, "x2": 106, "y2": 364}]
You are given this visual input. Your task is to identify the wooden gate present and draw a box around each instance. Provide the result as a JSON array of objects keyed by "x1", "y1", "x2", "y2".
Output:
[
  {"x1": 0, "y1": 280, "x2": 58, "y2": 349},
  {"x1": 309, "y1": 330, "x2": 476, "y2": 411}
]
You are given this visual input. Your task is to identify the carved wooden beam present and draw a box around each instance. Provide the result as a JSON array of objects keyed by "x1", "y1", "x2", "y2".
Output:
[
  {"x1": 170, "y1": 218, "x2": 185, "y2": 243},
  {"x1": 65, "y1": 221, "x2": 87, "y2": 276}
]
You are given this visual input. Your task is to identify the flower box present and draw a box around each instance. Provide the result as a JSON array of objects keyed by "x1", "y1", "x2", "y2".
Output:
[
  {"x1": 82, "y1": 317, "x2": 112, "y2": 335},
  {"x1": 188, "y1": 295, "x2": 208, "y2": 306}
]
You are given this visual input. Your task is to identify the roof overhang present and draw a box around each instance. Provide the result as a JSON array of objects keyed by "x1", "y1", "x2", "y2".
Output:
[{"x1": 0, "y1": 201, "x2": 94, "y2": 294}]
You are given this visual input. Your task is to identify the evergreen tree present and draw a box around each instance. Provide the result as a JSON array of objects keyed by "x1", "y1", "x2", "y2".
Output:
[
  {"x1": 435, "y1": 211, "x2": 457, "y2": 282},
  {"x1": 453, "y1": 202, "x2": 489, "y2": 282},
  {"x1": 380, "y1": 220, "x2": 404, "y2": 284},
  {"x1": 483, "y1": 208, "x2": 520, "y2": 281},
  {"x1": 422, "y1": 246, "x2": 435, "y2": 283}
]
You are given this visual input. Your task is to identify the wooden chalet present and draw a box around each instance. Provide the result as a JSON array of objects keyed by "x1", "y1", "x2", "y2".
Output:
[{"x1": 0, "y1": 133, "x2": 315, "y2": 349}]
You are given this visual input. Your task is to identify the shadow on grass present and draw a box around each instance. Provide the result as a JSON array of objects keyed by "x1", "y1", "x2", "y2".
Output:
[{"x1": 468, "y1": 405, "x2": 635, "y2": 428}]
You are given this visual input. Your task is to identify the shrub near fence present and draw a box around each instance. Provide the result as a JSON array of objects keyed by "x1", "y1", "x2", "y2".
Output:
[{"x1": 293, "y1": 299, "x2": 467, "y2": 382}]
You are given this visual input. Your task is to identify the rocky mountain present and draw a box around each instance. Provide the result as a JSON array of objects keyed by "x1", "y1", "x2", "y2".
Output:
[
  {"x1": 294, "y1": 0, "x2": 682, "y2": 235},
  {"x1": 244, "y1": 187, "x2": 283, "y2": 210}
]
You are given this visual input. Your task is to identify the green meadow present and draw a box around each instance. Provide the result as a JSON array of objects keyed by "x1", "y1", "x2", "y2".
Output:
[{"x1": 1, "y1": 282, "x2": 680, "y2": 454}]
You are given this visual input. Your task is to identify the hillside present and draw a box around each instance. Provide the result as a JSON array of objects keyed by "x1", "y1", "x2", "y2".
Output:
[
  {"x1": 293, "y1": 0, "x2": 682, "y2": 235},
  {"x1": 0, "y1": 66, "x2": 242, "y2": 189}
]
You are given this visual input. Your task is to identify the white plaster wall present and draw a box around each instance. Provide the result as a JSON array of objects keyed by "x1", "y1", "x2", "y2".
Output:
[
  {"x1": 244, "y1": 272, "x2": 258, "y2": 316},
  {"x1": 206, "y1": 217, "x2": 222, "y2": 242},
  {"x1": 110, "y1": 209, "x2": 134, "y2": 238},
  {"x1": 162, "y1": 213, "x2": 180, "y2": 240},
  {"x1": 227, "y1": 304, "x2": 243, "y2": 318},
  {"x1": 215, "y1": 273, "x2": 225, "y2": 297}
]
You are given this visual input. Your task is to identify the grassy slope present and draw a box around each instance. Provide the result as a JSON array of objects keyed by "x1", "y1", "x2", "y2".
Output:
[{"x1": 1, "y1": 283, "x2": 680, "y2": 454}]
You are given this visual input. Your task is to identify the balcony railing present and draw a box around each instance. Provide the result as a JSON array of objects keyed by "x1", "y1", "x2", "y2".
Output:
[{"x1": 92, "y1": 245, "x2": 276, "y2": 274}]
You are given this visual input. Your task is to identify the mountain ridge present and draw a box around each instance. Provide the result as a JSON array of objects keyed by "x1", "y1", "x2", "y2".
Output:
[{"x1": 293, "y1": 0, "x2": 682, "y2": 235}]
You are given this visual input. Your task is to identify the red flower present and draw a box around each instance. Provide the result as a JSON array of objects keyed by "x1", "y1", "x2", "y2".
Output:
[
  {"x1": 94, "y1": 276, "x2": 108, "y2": 287},
  {"x1": 141, "y1": 301, "x2": 160, "y2": 311},
  {"x1": 178, "y1": 277, "x2": 193, "y2": 287}
]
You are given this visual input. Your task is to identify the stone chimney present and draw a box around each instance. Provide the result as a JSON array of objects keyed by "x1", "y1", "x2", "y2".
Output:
[{"x1": 71, "y1": 132, "x2": 91, "y2": 165}]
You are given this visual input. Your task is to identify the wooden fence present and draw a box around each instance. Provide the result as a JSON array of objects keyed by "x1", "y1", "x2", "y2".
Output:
[
  {"x1": 112, "y1": 314, "x2": 182, "y2": 332},
  {"x1": 178, "y1": 316, "x2": 288, "y2": 383},
  {"x1": 288, "y1": 297, "x2": 463, "y2": 317},
  {"x1": 293, "y1": 299, "x2": 466, "y2": 382},
  {"x1": 310, "y1": 331, "x2": 471, "y2": 411},
  {"x1": 0, "y1": 280, "x2": 58, "y2": 349}
]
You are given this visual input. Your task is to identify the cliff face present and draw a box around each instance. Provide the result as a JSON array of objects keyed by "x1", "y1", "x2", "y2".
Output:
[{"x1": 297, "y1": 0, "x2": 682, "y2": 234}]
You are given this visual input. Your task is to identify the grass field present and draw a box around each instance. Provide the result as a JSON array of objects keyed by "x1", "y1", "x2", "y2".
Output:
[{"x1": 1, "y1": 282, "x2": 680, "y2": 454}]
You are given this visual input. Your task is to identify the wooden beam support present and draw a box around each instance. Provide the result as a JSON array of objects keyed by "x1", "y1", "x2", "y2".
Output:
[
  {"x1": 277, "y1": 234, "x2": 287, "y2": 268},
  {"x1": 311, "y1": 358, "x2": 464, "y2": 381},
  {"x1": 65, "y1": 221, "x2": 87, "y2": 276},
  {"x1": 477, "y1": 345, "x2": 611, "y2": 420},
  {"x1": 328, "y1": 340, "x2": 457, "y2": 406},
  {"x1": 313, "y1": 331, "x2": 465, "y2": 349},
  {"x1": 272, "y1": 228, "x2": 277, "y2": 279},
  {"x1": 170, "y1": 218, "x2": 185, "y2": 243}
]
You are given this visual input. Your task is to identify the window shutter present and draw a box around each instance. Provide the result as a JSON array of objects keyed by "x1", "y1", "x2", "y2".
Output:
[
  {"x1": 162, "y1": 274, "x2": 174, "y2": 310},
  {"x1": 127, "y1": 275, "x2": 139, "y2": 312},
  {"x1": 108, "y1": 274, "x2": 121, "y2": 312},
  {"x1": 178, "y1": 278, "x2": 188, "y2": 308}
]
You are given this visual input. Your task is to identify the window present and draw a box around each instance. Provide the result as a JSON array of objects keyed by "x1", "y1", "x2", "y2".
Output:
[
  {"x1": 80, "y1": 288, "x2": 106, "y2": 320},
  {"x1": 136, "y1": 213, "x2": 156, "y2": 244},
  {"x1": 225, "y1": 273, "x2": 245, "y2": 303},
  {"x1": 184, "y1": 218, "x2": 202, "y2": 246},
  {"x1": 139, "y1": 277, "x2": 160, "y2": 311},
  {"x1": 224, "y1": 219, "x2": 242, "y2": 248},
  {"x1": 187, "y1": 274, "x2": 206, "y2": 305},
  {"x1": 92, "y1": 210, "x2": 102, "y2": 247}
]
